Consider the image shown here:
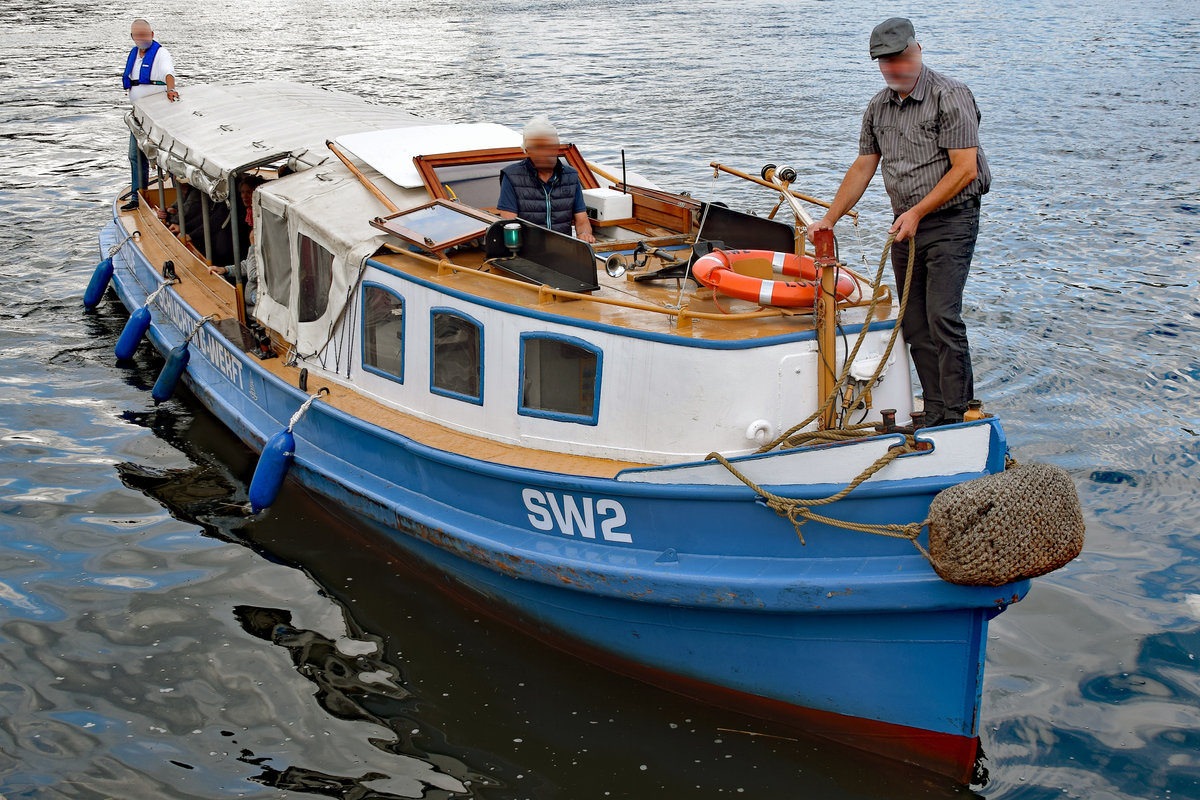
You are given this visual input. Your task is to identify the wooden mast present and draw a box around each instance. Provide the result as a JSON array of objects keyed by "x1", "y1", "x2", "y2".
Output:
[{"x1": 812, "y1": 228, "x2": 839, "y2": 430}]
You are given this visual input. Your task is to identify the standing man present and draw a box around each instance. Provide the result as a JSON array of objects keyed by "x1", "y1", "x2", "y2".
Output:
[
  {"x1": 497, "y1": 116, "x2": 595, "y2": 243},
  {"x1": 809, "y1": 18, "x2": 990, "y2": 427},
  {"x1": 122, "y1": 18, "x2": 178, "y2": 211}
]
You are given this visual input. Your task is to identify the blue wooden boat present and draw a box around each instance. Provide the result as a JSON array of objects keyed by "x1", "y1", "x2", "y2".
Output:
[{"x1": 91, "y1": 82, "x2": 1061, "y2": 781}]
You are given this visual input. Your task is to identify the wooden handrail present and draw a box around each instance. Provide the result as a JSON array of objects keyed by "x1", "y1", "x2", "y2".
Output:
[
  {"x1": 586, "y1": 161, "x2": 621, "y2": 185},
  {"x1": 380, "y1": 243, "x2": 790, "y2": 322},
  {"x1": 709, "y1": 162, "x2": 857, "y2": 221},
  {"x1": 378, "y1": 243, "x2": 887, "y2": 324}
]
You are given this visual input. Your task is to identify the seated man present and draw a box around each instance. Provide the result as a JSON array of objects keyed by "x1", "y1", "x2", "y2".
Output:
[
  {"x1": 157, "y1": 180, "x2": 206, "y2": 252},
  {"x1": 497, "y1": 116, "x2": 595, "y2": 243},
  {"x1": 208, "y1": 175, "x2": 265, "y2": 305}
]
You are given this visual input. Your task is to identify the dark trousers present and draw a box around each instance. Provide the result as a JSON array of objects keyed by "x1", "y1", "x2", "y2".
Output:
[
  {"x1": 129, "y1": 133, "x2": 149, "y2": 194},
  {"x1": 890, "y1": 205, "x2": 979, "y2": 420}
]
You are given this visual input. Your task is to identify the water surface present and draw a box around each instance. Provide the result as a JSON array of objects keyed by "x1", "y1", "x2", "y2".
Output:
[{"x1": 1, "y1": 1, "x2": 1199, "y2": 797}]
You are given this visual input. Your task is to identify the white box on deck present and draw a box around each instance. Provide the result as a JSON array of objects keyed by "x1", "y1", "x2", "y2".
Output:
[{"x1": 583, "y1": 188, "x2": 634, "y2": 221}]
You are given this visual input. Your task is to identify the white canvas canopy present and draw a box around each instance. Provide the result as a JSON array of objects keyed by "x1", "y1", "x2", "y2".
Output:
[
  {"x1": 125, "y1": 81, "x2": 516, "y2": 356},
  {"x1": 127, "y1": 81, "x2": 436, "y2": 201},
  {"x1": 251, "y1": 162, "x2": 431, "y2": 357}
]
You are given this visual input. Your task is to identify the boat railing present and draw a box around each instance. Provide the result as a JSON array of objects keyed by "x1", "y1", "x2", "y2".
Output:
[{"x1": 377, "y1": 241, "x2": 891, "y2": 331}]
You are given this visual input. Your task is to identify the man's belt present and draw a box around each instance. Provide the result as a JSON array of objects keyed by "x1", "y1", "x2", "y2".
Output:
[
  {"x1": 128, "y1": 80, "x2": 167, "y2": 86},
  {"x1": 933, "y1": 196, "x2": 981, "y2": 215}
]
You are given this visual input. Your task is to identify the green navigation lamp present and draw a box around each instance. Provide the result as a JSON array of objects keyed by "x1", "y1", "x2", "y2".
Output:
[{"x1": 503, "y1": 222, "x2": 522, "y2": 256}]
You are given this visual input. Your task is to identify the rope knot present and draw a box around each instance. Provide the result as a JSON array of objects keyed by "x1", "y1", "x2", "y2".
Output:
[{"x1": 763, "y1": 497, "x2": 811, "y2": 544}]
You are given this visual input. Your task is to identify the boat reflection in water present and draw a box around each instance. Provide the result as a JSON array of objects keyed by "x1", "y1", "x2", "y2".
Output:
[{"x1": 117, "y1": 442, "x2": 991, "y2": 797}]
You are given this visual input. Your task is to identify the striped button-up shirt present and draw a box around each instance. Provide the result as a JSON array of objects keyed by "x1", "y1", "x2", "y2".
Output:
[{"x1": 858, "y1": 65, "x2": 991, "y2": 216}]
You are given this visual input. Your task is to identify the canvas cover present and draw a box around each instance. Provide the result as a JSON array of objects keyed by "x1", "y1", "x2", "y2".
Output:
[
  {"x1": 124, "y1": 81, "x2": 478, "y2": 355},
  {"x1": 127, "y1": 81, "x2": 435, "y2": 201},
  {"x1": 251, "y1": 161, "x2": 433, "y2": 357}
]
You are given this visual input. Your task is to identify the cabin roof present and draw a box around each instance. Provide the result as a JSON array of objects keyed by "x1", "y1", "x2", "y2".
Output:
[
  {"x1": 127, "y1": 81, "x2": 440, "y2": 201},
  {"x1": 334, "y1": 123, "x2": 523, "y2": 189}
]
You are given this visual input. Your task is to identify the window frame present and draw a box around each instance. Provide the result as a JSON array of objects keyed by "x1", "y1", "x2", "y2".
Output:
[
  {"x1": 359, "y1": 282, "x2": 406, "y2": 386},
  {"x1": 413, "y1": 144, "x2": 599, "y2": 202},
  {"x1": 296, "y1": 232, "x2": 334, "y2": 323},
  {"x1": 429, "y1": 307, "x2": 485, "y2": 406},
  {"x1": 517, "y1": 332, "x2": 603, "y2": 426}
]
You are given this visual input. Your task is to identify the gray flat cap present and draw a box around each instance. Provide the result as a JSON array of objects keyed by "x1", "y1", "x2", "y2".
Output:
[{"x1": 870, "y1": 17, "x2": 917, "y2": 59}]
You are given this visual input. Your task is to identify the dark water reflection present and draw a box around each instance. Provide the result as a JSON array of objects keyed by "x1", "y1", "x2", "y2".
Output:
[{"x1": 1, "y1": 0, "x2": 1199, "y2": 797}]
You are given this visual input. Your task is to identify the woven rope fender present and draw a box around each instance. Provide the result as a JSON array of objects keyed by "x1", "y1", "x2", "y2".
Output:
[{"x1": 927, "y1": 462, "x2": 1085, "y2": 586}]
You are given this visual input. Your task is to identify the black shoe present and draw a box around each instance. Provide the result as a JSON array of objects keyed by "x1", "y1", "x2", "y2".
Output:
[
  {"x1": 936, "y1": 414, "x2": 964, "y2": 427},
  {"x1": 120, "y1": 199, "x2": 139, "y2": 212}
]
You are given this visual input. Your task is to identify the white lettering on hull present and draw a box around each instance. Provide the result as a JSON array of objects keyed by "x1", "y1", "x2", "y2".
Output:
[
  {"x1": 522, "y1": 489, "x2": 632, "y2": 543},
  {"x1": 194, "y1": 327, "x2": 244, "y2": 390},
  {"x1": 157, "y1": 292, "x2": 244, "y2": 391}
]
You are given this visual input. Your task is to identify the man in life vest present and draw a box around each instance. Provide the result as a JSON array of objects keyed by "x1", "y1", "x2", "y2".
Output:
[
  {"x1": 809, "y1": 18, "x2": 990, "y2": 427},
  {"x1": 497, "y1": 116, "x2": 595, "y2": 243},
  {"x1": 122, "y1": 18, "x2": 178, "y2": 212}
]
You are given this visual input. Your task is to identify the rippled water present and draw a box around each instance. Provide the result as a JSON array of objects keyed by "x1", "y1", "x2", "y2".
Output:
[{"x1": 1, "y1": 1, "x2": 1199, "y2": 797}]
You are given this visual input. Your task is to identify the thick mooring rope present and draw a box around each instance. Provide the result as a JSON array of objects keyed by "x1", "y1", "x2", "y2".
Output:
[
  {"x1": 704, "y1": 233, "x2": 1086, "y2": 585},
  {"x1": 705, "y1": 232, "x2": 932, "y2": 554},
  {"x1": 756, "y1": 231, "x2": 915, "y2": 454},
  {"x1": 704, "y1": 448, "x2": 930, "y2": 553}
]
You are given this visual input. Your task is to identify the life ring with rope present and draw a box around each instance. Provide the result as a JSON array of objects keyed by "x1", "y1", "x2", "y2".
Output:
[{"x1": 691, "y1": 249, "x2": 859, "y2": 307}]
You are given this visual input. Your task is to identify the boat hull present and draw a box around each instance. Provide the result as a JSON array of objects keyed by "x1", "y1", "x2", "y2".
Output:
[{"x1": 100, "y1": 211, "x2": 1026, "y2": 781}]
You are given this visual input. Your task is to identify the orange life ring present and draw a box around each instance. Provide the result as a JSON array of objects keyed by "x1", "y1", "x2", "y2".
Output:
[{"x1": 691, "y1": 249, "x2": 860, "y2": 308}]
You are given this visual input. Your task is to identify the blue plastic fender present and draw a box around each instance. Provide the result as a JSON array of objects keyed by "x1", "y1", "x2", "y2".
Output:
[
  {"x1": 151, "y1": 343, "x2": 190, "y2": 402},
  {"x1": 249, "y1": 429, "x2": 296, "y2": 513},
  {"x1": 83, "y1": 257, "x2": 114, "y2": 309},
  {"x1": 114, "y1": 306, "x2": 152, "y2": 359}
]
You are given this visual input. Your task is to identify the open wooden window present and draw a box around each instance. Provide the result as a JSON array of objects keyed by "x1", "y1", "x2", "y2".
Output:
[
  {"x1": 414, "y1": 145, "x2": 599, "y2": 208},
  {"x1": 370, "y1": 199, "x2": 495, "y2": 253}
]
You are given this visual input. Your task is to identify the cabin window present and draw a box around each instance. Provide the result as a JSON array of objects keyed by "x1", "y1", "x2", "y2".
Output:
[
  {"x1": 297, "y1": 234, "x2": 333, "y2": 323},
  {"x1": 259, "y1": 206, "x2": 291, "y2": 304},
  {"x1": 430, "y1": 309, "x2": 483, "y2": 405},
  {"x1": 519, "y1": 334, "x2": 601, "y2": 425},
  {"x1": 361, "y1": 283, "x2": 404, "y2": 383}
]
